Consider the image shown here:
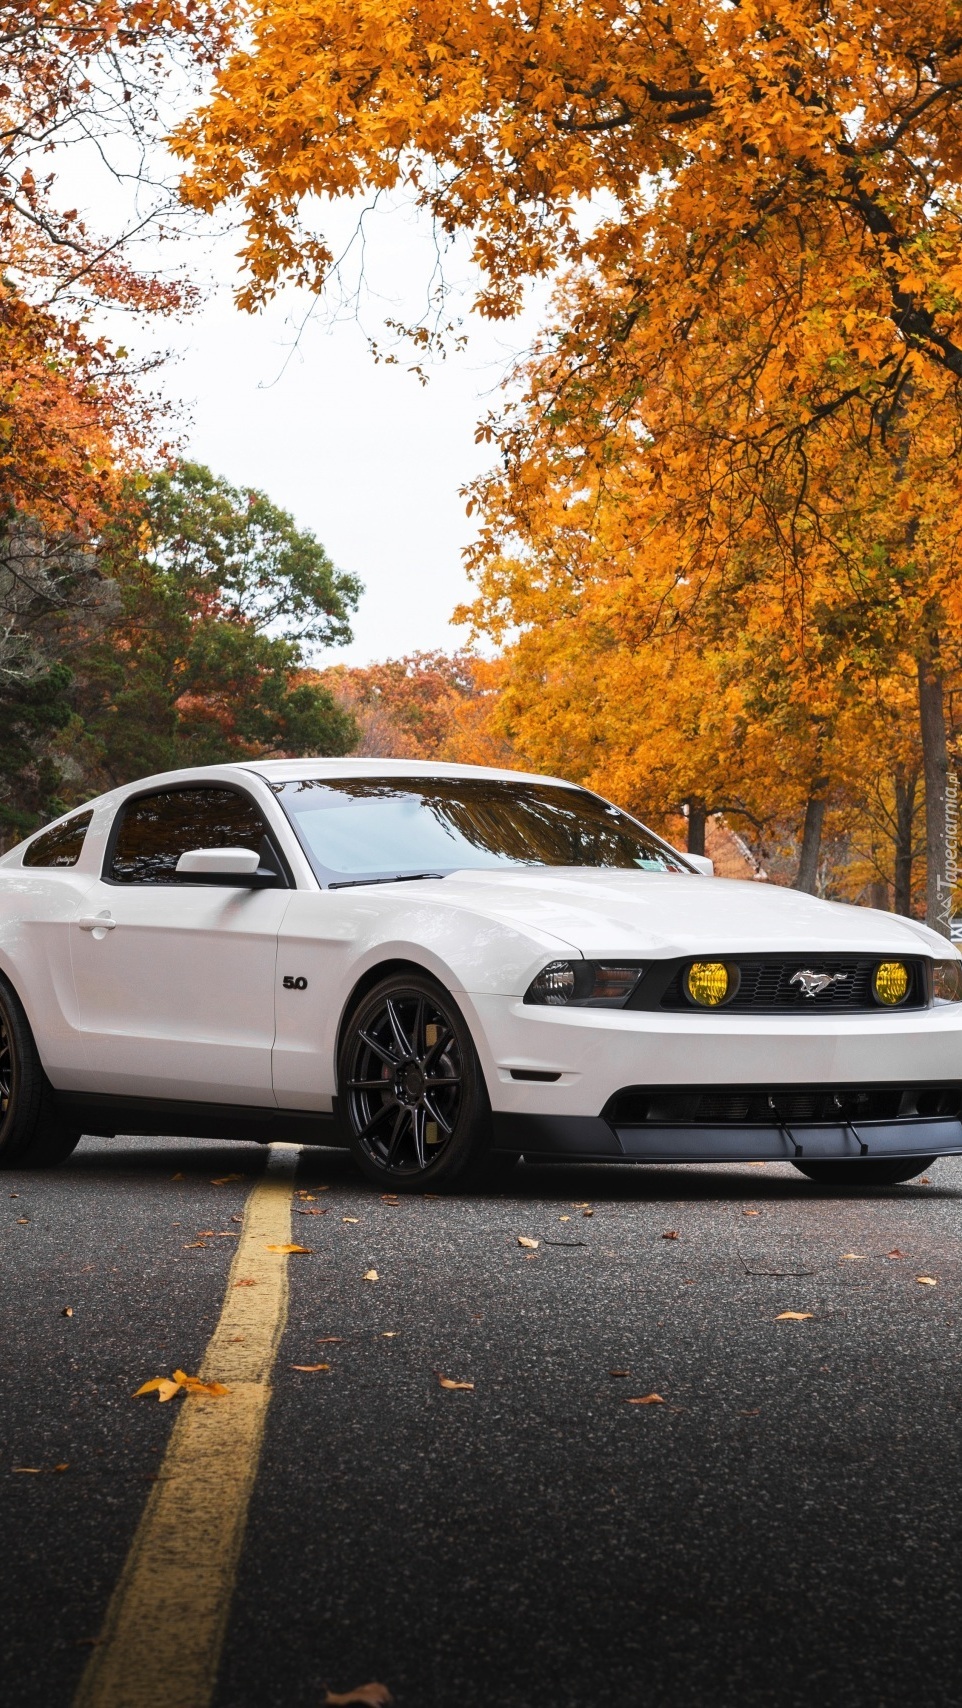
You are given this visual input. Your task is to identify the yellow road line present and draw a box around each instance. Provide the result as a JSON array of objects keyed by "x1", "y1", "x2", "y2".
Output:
[{"x1": 74, "y1": 1142, "x2": 301, "y2": 1708}]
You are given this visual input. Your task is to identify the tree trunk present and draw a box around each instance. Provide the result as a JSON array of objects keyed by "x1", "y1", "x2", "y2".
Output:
[
  {"x1": 893, "y1": 771, "x2": 917, "y2": 918},
  {"x1": 794, "y1": 795, "x2": 826, "y2": 893},
  {"x1": 918, "y1": 640, "x2": 953, "y2": 937},
  {"x1": 686, "y1": 797, "x2": 707, "y2": 856}
]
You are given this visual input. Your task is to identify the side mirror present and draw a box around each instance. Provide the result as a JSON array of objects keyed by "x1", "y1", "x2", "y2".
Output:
[
  {"x1": 174, "y1": 847, "x2": 276, "y2": 887},
  {"x1": 685, "y1": 854, "x2": 715, "y2": 877}
]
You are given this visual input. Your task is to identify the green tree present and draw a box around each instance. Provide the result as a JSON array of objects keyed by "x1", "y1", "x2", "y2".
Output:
[{"x1": 74, "y1": 461, "x2": 361, "y2": 786}]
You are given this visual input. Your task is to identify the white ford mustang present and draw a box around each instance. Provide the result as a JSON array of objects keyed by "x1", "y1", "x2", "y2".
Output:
[{"x1": 1, "y1": 757, "x2": 960, "y2": 1190}]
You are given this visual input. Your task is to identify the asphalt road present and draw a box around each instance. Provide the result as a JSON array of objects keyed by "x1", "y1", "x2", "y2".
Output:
[{"x1": 2, "y1": 1137, "x2": 962, "y2": 1707}]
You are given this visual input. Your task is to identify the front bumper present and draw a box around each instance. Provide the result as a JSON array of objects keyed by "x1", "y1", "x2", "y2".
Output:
[{"x1": 463, "y1": 992, "x2": 962, "y2": 1162}]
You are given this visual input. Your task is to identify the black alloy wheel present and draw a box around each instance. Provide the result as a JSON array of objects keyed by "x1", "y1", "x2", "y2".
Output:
[
  {"x1": 792, "y1": 1157, "x2": 937, "y2": 1187},
  {"x1": 339, "y1": 973, "x2": 491, "y2": 1189},
  {"x1": 0, "y1": 975, "x2": 82, "y2": 1168}
]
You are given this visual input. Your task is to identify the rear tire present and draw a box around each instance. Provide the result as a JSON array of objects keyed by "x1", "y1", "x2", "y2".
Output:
[
  {"x1": 338, "y1": 973, "x2": 492, "y2": 1192},
  {"x1": 0, "y1": 976, "x2": 82, "y2": 1169},
  {"x1": 792, "y1": 1157, "x2": 936, "y2": 1187}
]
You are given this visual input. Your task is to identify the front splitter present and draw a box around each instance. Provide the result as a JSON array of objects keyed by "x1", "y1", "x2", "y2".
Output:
[{"x1": 490, "y1": 1112, "x2": 962, "y2": 1162}]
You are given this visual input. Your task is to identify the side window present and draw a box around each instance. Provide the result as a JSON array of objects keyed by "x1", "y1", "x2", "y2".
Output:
[
  {"x1": 23, "y1": 810, "x2": 94, "y2": 869},
  {"x1": 107, "y1": 789, "x2": 281, "y2": 886}
]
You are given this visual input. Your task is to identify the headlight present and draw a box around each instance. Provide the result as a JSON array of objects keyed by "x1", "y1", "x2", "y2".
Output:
[
  {"x1": 933, "y1": 958, "x2": 962, "y2": 1003},
  {"x1": 685, "y1": 961, "x2": 738, "y2": 1007},
  {"x1": 874, "y1": 961, "x2": 910, "y2": 1006},
  {"x1": 524, "y1": 960, "x2": 645, "y2": 1007}
]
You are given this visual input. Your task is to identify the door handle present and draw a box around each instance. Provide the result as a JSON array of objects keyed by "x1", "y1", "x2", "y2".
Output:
[{"x1": 78, "y1": 913, "x2": 116, "y2": 932}]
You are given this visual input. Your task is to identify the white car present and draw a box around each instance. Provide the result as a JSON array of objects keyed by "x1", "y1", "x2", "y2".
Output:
[{"x1": 0, "y1": 757, "x2": 960, "y2": 1190}]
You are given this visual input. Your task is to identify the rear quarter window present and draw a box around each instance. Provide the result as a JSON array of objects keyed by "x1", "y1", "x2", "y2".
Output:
[{"x1": 22, "y1": 810, "x2": 94, "y2": 869}]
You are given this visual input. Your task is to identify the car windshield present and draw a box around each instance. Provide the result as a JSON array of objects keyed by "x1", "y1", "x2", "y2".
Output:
[{"x1": 271, "y1": 776, "x2": 693, "y2": 885}]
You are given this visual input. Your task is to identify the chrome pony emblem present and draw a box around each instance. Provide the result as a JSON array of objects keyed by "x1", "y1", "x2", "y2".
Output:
[{"x1": 790, "y1": 968, "x2": 849, "y2": 999}]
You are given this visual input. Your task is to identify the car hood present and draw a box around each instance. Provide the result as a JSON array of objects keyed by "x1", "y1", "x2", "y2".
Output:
[{"x1": 428, "y1": 868, "x2": 946, "y2": 960}]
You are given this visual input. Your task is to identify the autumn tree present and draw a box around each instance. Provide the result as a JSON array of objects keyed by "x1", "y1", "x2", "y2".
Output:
[
  {"x1": 0, "y1": 3, "x2": 239, "y2": 830},
  {"x1": 175, "y1": 0, "x2": 962, "y2": 925}
]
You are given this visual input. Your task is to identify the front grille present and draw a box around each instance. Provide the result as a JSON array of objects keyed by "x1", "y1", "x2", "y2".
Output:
[
  {"x1": 605, "y1": 1085, "x2": 962, "y2": 1127},
  {"x1": 655, "y1": 956, "x2": 926, "y2": 1013}
]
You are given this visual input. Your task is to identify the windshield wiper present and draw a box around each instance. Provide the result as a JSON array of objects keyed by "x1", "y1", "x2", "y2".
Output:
[{"x1": 328, "y1": 871, "x2": 448, "y2": 890}]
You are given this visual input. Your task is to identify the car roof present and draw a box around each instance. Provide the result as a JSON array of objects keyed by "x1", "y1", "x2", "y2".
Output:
[{"x1": 238, "y1": 757, "x2": 574, "y2": 788}]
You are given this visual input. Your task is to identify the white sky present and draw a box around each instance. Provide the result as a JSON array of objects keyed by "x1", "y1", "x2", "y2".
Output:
[{"x1": 107, "y1": 196, "x2": 550, "y2": 669}]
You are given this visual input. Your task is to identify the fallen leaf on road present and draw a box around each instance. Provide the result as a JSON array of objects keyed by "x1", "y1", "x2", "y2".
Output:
[
  {"x1": 363, "y1": 1269, "x2": 379, "y2": 1282},
  {"x1": 775, "y1": 1312, "x2": 814, "y2": 1321},
  {"x1": 380, "y1": 1332, "x2": 398, "y2": 1338},
  {"x1": 183, "y1": 1242, "x2": 209, "y2": 1249},
  {"x1": 381, "y1": 1195, "x2": 399, "y2": 1204},
  {"x1": 211, "y1": 1174, "x2": 245, "y2": 1186},
  {"x1": 12, "y1": 1467, "x2": 42, "y2": 1473},
  {"x1": 662, "y1": 1230, "x2": 679, "y2": 1240},
  {"x1": 919, "y1": 1176, "x2": 931, "y2": 1184},
  {"x1": 133, "y1": 1377, "x2": 181, "y2": 1403},
  {"x1": 517, "y1": 1236, "x2": 539, "y2": 1249},
  {"x1": 840, "y1": 1254, "x2": 867, "y2": 1261},
  {"x1": 16, "y1": 1217, "x2": 28, "y2": 1224},
  {"x1": 62, "y1": 1307, "x2": 73, "y2": 1317},
  {"x1": 297, "y1": 1207, "x2": 327, "y2": 1216},
  {"x1": 887, "y1": 1249, "x2": 906, "y2": 1259},
  {"x1": 742, "y1": 1209, "x2": 760, "y2": 1217},
  {"x1": 916, "y1": 1276, "x2": 938, "y2": 1286},
  {"x1": 317, "y1": 1336, "x2": 345, "y2": 1343},
  {"x1": 609, "y1": 1369, "x2": 630, "y2": 1378},
  {"x1": 170, "y1": 1173, "x2": 184, "y2": 1181},
  {"x1": 323, "y1": 1685, "x2": 393, "y2": 1707},
  {"x1": 625, "y1": 1393, "x2": 665, "y2": 1405},
  {"x1": 292, "y1": 1364, "x2": 330, "y2": 1372},
  {"x1": 582, "y1": 1209, "x2": 594, "y2": 1218},
  {"x1": 559, "y1": 1215, "x2": 570, "y2": 1222},
  {"x1": 296, "y1": 1191, "x2": 315, "y2": 1200},
  {"x1": 342, "y1": 1217, "x2": 360, "y2": 1224},
  {"x1": 234, "y1": 1278, "x2": 257, "y2": 1287},
  {"x1": 172, "y1": 1370, "x2": 230, "y2": 1397},
  {"x1": 439, "y1": 1376, "x2": 474, "y2": 1390},
  {"x1": 54, "y1": 1463, "x2": 68, "y2": 1472},
  {"x1": 265, "y1": 1243, "x2": 312, "y2": 1254}
]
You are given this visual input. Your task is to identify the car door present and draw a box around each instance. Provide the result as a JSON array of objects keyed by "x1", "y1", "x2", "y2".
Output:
[{"x1": 69, "y1": 783, "x2": 292, "y2": 1104}]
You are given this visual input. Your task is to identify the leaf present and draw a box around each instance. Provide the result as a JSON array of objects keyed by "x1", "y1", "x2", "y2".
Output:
[
  {"x1": 211, "y1": 1174, "x2": 244, "y2": 1185},
  {"x1": 62, "y1": 1307, "x2": 73, "y2": 1317},
  {"x1": 609, "y1": 1369, "x2": 630, "y2": 1377},
  {"x1": 363, "y1": 1269, "x2": 379, "y2": 1282},
  {"x1": 742, "y1": 1209, "x2": 760, "y2": 1216},
  {"x1": 887, "y1": 1249, "x2": 906, "y2": 1259},
  {"x1": 323, "y1": 1685, "x2": 393, "y2": 1707},
  {"x1": 380, "y1": 1332, "x2": 398, "y2": 1338},
  {"x1": 916, "y1": 1276, "x2": 938, "y2": 1285},
  {"x1": 183, "y1": 1241, "x2": 209, "y2": 1249},
  {"x1": 342, "y1": 1217, "x2": 360, "y2": 1224},
  {"x1": 172, "y1": 1370, "x2": 230, "y2": 1397},
  {"x1": 582, "y1": 1209, "x2": 594, "y2": 1218},
  {"x1": 775, "y1": 1312, "x2": 814, "y2": 1321},
  {"x1": 133, "y1": 1377, "x2": 181, "y2": 1403},
  {"x1": 265, "y1": 1243, "x2": 312, "y2": 1254},
  {"x1": 317, "y1": 1336, "x2": 345, "y2": 1343},
  {"x1": 234, "y1": 1278, "x2": 258, "y2": 1287},
  {"x1": 12, "y1": 1467, "x2": 42, "y2": 1473},
  {"x1": 292, "y1": 1363, "x2": 330, "y2": 1372},
  {"x1": 625, "y1": 1393, "x2": 665, "y2": 1405},
  {"x1": 840, "y1": 1253, "x2": 867, "y2": 1261},
  {"x1": 439, "y1": 1376, "x2": 474, "y2": 1390},
  {"x1": 662, "y1": 1230, "x2": 679, "y2": 1240},
  {"x1": 517, "y1": 1235, "x2": 539, "y2": 1249}
]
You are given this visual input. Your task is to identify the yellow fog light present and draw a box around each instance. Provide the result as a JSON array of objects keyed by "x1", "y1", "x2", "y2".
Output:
[
  {"x1": 874, "y1": 961, "x2": 909, "y2": 1006},
  {"x1": 686, "y1": 961, "x2": 731, "y2": 1007}
]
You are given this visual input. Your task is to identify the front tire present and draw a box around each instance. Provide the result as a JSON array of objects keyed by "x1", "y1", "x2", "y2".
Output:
[
  {"x1": 0, "y1": 977, "x2": 82, "y2": 1169},
  {"x1": 792, "y1": 1157, "x2": 936, "y2": 1187},
  {"x1": 338, "y1": 973, "x2": 491, "y2": 1191}
]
